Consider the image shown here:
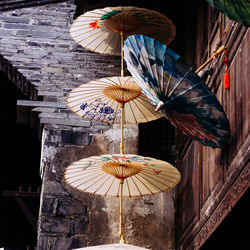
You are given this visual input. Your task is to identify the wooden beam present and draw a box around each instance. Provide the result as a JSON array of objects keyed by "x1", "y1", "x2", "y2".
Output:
[{"x1": 15, "y1": 196, "x2": 37, "y2": 230}]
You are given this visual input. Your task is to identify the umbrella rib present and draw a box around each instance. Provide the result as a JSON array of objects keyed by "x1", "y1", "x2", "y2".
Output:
[
  {"x1": 104, "y1": 177, "x2": 116, "y2": 196},
  {"x1": 166, "y1": 111, "x2": 214, "y2": 141},
  {"x1": 67, "y1": 172, "x2": 104, "y2": 186},
  {"x1": 139, "y1": 171, "x2": 172, "y2": 189},
  {"x1": 167, "y1": 67, "x2": 193, "y2": 97},
  {"x1": 67, "y1": 93, "x2": 106, "y2": 109},
  {"x1": 126, "y1": 176, "x2": 142, "y2": 196},
  {"x1": 142, "y1": 167, "x2": 180, "y2": 179},
  {"x1": 127, "y1": 101, "x2": 138, "y2": 123},
  {"x1": 77, "y1": 28, "x2": 109, "y2": 50},
  {"x1": 131, "y1": 175, "x2": 154, "y2": 195},
  {"x1": 103, "y1": 31, "x2": 118, "y2": 54},
  {"x1": 82, "y1": 97, "x2": 112, "y2": 121},
  {"x1": 167, "y1": 81, "x2": 203, "y2": 103},
  {"x1": 136, "y1": 173, "x2": 166, "y2": 192},
  {"x1": 65, "y1": 166, "x2": 103, "y2": 177},
  {"x1": 76, "y1": 173, "x2": 107, "y2": 190},
  {"x1": 142, "y1": 169, "x2": 180, "y2": 180},
  {"x1": 67, "y1": 92, "x2": 105, "y2": 103},
  {"x1": 80, "y1": 174, "x2": 110, "y2": 192},
  {"x1": 134, "y1": 95, "x2": 160, "y2": 119},
  {"x1": 93, "y1": 175, "x2": 113, "y2": 195},
  {"x1": 125, "y1": 178, "x2": 131, "y2": 197}
]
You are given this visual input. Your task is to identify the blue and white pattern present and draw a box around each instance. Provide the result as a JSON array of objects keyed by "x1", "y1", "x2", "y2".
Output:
[
  {"x1": 124, "y1": 35, "x2": 231, "y2": 148},
  {"x1": 66, "y1": 76, "x2": 163, "y2": 124}
]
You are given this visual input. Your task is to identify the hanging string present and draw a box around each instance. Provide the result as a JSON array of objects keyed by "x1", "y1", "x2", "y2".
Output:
[{"x1": 224, "y1": 48, "x2": 230, "y2": 89}]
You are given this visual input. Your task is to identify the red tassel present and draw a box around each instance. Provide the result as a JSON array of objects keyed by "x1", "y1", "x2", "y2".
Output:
[
  {"x1": 224, "y1": 67, "x2": 230, "y2": 89},
  {"x1": 224, "y1": 48, "x2": 230, "y2": 89}
]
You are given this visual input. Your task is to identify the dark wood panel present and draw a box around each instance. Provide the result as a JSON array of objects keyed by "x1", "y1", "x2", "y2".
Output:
[{"x1": 176, "y1": 5, "x2": 249, "y2": 249}]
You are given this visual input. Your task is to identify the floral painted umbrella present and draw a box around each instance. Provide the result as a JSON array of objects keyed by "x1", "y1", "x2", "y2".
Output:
[
  {"x1": 206, "y1": 0, "x2": 250, "y2": 27},
  {"x1": 64, "y1": 153, "x2": 180, "y2": 243},
  {"x1": 67, "y1": 76, "x2": 163, "y2": 154},
  {"x1": 123, "y1": 35, "x2": 231, "y2": 148},
  {"x1": 70, "y1": 6, "x2": 176, "y2": 56}
]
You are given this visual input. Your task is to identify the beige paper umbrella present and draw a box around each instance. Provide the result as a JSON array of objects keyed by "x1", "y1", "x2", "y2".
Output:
[
  {"x1": 67, "y1": 76, "x2": 163, "y2": 154},
  {"x1": 64, "y1": 154, "x2": 180, "y2": 243},
  {"x1": 70, "y1": 6, "x2": 176, "y2": 56},
  {"x1": 67, "y1": 76, "x2": 163, "y2": 124}
]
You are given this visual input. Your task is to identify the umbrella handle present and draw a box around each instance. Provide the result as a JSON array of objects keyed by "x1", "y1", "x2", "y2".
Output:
[
  {"x1": 195, "y1": 45, "x2": 227, "y2": 73},
  {"x1": 120, "y1": 103, "x2": 125, "y2": 155},
  {"x1": 121, "y1": 31, "x2": 124, "y2": 77},
  {"x1": 119, "y1": 179, "x2": 126, "y2": 244}
]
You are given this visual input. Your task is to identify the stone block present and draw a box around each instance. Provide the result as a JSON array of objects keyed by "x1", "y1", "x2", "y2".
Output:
[
  {"x1": 61, "y1": 130, "x2": 92, "y2": 146},
  {"x1": 37, "y1": 234, "x2": 87, "y2": 250},
  {"x1": 40, "y1": 217, "x2": 71, "y2": 233}
]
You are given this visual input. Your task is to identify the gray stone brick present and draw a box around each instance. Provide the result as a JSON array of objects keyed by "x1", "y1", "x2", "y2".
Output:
[{"x1": 61, "y1": 130, "x2": 92, "y2": 146}]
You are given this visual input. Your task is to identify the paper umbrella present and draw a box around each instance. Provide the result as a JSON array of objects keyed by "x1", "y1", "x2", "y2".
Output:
[
  {"x1": 64, "y1": 153, "x2": 180, "y2": 243},
  {"x1": 123, "y1": 35, "x2": 231, "y2": 148},
  {"x1": 70, "y1": 6, "x2": 176, "y2": 56}
]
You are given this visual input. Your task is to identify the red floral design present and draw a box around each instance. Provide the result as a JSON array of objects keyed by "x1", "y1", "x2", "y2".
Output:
[
  {"x1": 89, "y1": 20, "x2": 100, "y2": 29},
  {"x1": 153, "y1": 169, "x2": 161, "y2": 175},
  {"x1": 112, "y1": 156, "x2": 130, "y2": 161}
]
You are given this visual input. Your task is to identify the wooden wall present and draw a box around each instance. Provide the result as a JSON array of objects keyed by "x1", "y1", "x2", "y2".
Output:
[{"x1": 175, "y1": 3, "x2": 249, "y2": 249}]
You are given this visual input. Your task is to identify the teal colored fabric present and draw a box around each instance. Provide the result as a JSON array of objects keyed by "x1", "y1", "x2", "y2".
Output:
[
  {"x1": 124, "y1": 35, "x2": 231, "y2": 148},
  {"x1": 206, "y1": 0, "x2": 250, "y2": 26}
]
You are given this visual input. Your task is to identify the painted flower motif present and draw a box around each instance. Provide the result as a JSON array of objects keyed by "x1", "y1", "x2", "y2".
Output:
[
  {"x1": 112, "y1": 156, "x2": 130, "y2": 161},
  {"x1": 153, "y1": 169, "x2": 161, "y2": 175},
  {"x1": 82, "y1": 162, "x2": 91, "y2": 170},
  {"x1": 80, "y1": 103, "x2": 88, "y2": 111},
  {"x1": 100, "y1": 106, "x2": 114, "y2": 114},
  {"x1": 101, "y1": 156, "x2": 112, "y2": 161},
  {"x1": 89, "y1": 20, "x2": 100, "y2": 29}
]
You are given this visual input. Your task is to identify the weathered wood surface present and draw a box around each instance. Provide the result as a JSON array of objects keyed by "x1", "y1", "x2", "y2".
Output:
[{"x1": 176, "y1": 4, "x2": 250, "y2": 249}]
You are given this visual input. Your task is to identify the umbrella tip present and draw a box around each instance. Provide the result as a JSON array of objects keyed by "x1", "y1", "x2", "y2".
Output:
[{"x1": 155, "y1": 101, "x2": 165, "y2": 112}]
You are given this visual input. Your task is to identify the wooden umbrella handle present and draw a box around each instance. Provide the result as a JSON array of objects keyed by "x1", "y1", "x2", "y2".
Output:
[{"x1": 195, "y1": 45, "x2": 227, "y2": 73}]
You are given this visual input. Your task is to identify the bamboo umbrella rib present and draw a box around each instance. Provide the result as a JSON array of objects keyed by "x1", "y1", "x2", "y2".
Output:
[
  {"x1": 125, "y1": 178, "x2": 132, "y2": 197},
  {"x1": 168, "y1": 81, "x2": 203, "y2": 103},
  {"x1": 127, "y1": 101, "x2": 138, "y2": 123},
  {"x1": 167, "y1": 67, "x2": 193, "y2": 97},
  {"x1": 128, "y1": 98, "x2": 149, "y2": 122},
  {"x1": 138, "y1": 39, "x2": 157, "y2": 90},
  {"x1": 103, "y1": 177, "x2": 116, "y2": 196},
  {"x1": 92, "y1": 175, "x2": 114, "y2": 194},
  {"x1": 69, "y1": 97, "x2": 109, "y2": 118},
  {"x1": 138, "y1": 172, "x2": 173, "y2": 190},
  {"x1": 136, "y1": 176, "x2": 164, "y2": 194},
  {"x1": 76, "y1": 173, "x2": 108, "y2": 191},
  {"x1": 168, "y1": 111, "x2": 217, "y2": 139},
  {"x1": 102, "y1": 31, "x2": 117, "y2": 54},
  {"x1": 77, "y1": 29, "x2": 108, "y2": 49},
  {"x1": 141, "y1": 168, "x2": 181, "y2": 180},
  {"x1": 129, "y1": 175, "x2": 143, "y2": 196},
  {"x1": 67, "y1": 172, "x2": 105, "y2": 187},
  {"x1": 65, "y1": 167, "x2": 104, "y2": 177},
  {"x1": 67, "y1": 92, "x2": 105, "y2": 106},
  {"x1": 71, "y1": 26, "x2": 105, "y2": 40},
  {"x1": 133, "y1": 96, "x2": 160, "y2": 119},
  {"x1": 131, "y1": 175, "x2": 154, "y2": 195}
]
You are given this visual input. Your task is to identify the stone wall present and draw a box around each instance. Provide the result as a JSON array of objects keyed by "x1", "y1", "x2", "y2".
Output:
[{"x1": 0, "y1": 1, "x2": 175, "y2": 249}]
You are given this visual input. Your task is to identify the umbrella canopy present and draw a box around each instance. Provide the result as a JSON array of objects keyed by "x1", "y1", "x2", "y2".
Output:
[
  {"x1": 66, "y1": 76, "x2": 163, "y2": 124},
  {"x1": 73, "y1": 243, "x2": 149, "y2": 249},
  {"x1": 70, "y1": 6, "x2": 176, "y2": 56},
  {"x1": 123, "y1": 35, "x2": 231, "y2": 148},
  {"x1": 65, "y1": 153, "x2": 180, "y2": 243},
  {"x1": 64, "y1": 154, "x2": 180, "y2": 197},
  {"x1": 206, "y1": 0, "x2": 250, "y2": 27}
]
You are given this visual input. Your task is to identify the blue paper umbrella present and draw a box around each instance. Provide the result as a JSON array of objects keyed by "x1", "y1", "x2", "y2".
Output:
[{"x1": 123, "y1": 35, "x2": 230, "y2": 148}]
